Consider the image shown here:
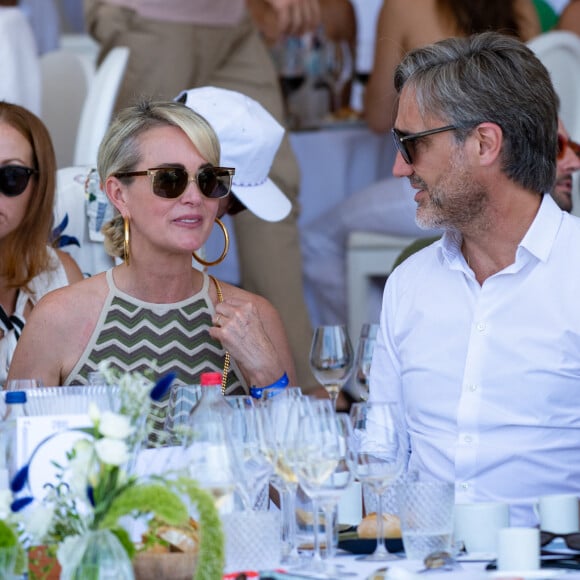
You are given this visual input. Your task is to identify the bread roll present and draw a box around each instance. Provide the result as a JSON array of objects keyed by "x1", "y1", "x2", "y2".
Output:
[{"x1": 357, "y1": 512, "x2": 401, "y2": 539}]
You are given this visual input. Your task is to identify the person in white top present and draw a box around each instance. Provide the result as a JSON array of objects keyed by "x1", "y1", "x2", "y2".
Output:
[
  {"x1": 0, "y1": 102, "x2": 83, "y2": 386},
  {"x1": 370, "y1": 31, "x2": 580, "y2": 526}
]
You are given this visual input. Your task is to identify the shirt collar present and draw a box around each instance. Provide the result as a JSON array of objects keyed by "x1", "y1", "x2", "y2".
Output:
[{"x1": 438, "y1": 194, "x2": 564, "y2": 268}]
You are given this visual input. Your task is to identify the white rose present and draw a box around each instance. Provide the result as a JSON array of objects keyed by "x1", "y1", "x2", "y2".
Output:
[
  {"x1": 95, "y1": 437, "x2": 129, "y2": 466},
  {"x1": 98, "y1": 411, "x2": 133, "y2": 440}
]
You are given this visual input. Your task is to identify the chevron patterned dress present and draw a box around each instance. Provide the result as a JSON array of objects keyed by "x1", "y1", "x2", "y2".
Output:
[{"x1": 65, "y1": 270, "x2": 246, "y2": 439}]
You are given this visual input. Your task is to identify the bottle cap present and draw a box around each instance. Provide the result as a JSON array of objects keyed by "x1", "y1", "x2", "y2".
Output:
[
  {"x1": 200, "y1": 372, "x2": 222, "y2": 387},
  {"x1": 5, "y1": 391, "x2": 27, "y2": 404}
]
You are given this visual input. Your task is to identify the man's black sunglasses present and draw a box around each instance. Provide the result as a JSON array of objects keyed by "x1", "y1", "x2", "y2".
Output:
[{"x1": 0, "y1": 165, "x2": 38, "y2": 197}]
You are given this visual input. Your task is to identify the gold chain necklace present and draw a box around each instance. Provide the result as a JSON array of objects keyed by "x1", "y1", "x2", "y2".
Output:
[{"x1": 209, "y1": 275, "x2": 230, "y2": 395}]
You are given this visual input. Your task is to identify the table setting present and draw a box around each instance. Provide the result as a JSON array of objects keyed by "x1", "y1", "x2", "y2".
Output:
[{"x1": 1, "y1": 368, "x2": 580, "y2": 580}]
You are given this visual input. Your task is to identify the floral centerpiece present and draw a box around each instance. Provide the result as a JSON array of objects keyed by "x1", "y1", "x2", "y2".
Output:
[{"x1": 3, "y1": 363, "x2": 224, "y2": 579}]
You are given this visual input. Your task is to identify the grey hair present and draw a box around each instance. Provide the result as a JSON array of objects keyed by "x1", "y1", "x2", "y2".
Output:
[
  {"x1": 97, "y1": 99, "x2": 221, "y2": 257},
  {"x1": 394, "y1": 31, "x2": 558, "y2": 193}
]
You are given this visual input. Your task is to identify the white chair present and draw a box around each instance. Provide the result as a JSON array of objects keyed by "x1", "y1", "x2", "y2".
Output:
[
  {"x1": 53, "y1": 166, "x2": 116, "y2": 277},
  {"x1": 40, "y1": 49, "x2": 93, "y2": 168},
  {"x1": 346, "y1": 232, "x2": 418, "y2": 339},
  {"x1": 73, "y1": 46, "x2": 129, "y2": 166},
  {"x1": 527, "y1": 31, "x2": 580, "y2": 141}
]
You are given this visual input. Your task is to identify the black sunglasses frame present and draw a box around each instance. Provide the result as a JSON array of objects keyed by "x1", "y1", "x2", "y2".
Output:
[
  {"x1": 114, "y1": 166, "x2": 235, "y2": 199},
  {"x1": 541, "y1": 531, "x2": 580, "y2": 550},
  {"x1": 391, "y1": 125, "x2": 461, "y2": 165},
  {"x1": 0, "y1": 165, "x2": 38, "y2": 197}
]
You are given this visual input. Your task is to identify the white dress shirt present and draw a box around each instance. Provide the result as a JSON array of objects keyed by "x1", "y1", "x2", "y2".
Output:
[{"x1": 370, "y1": 194, "x2": 580, "y2": 526}]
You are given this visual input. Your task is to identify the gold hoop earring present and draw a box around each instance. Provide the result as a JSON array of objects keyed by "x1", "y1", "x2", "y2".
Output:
[
  {"x1": 123, "y1": 217, "x2": 130, "y2": 266},
  {"x1": 193, "y1": 217, "x2": 229, "y2": 267}
]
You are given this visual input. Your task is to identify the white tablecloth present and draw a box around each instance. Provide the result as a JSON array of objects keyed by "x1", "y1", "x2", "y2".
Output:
[{"x1": 206, "y1": 123, "x2": 394, "y2": 287}]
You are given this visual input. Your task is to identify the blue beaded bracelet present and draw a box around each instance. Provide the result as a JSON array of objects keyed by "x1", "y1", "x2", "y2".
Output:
[{"x1": 250, "y1": 372, "x2": 289, "y2": 400}]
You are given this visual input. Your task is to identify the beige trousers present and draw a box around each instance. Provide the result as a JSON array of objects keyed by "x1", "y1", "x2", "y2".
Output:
[{"x1": 84, "y1": 2, "x2": 316, "y2": 388}]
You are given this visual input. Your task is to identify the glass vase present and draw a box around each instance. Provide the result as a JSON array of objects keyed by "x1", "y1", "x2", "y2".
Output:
[{"x1": 60, "y1": 529, "x2": 134, "y2": 580}]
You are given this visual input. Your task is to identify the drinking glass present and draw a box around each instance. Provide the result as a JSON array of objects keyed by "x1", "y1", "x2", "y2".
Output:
[
  {"x1": 285, "y1": 398, "x2": 341, "y2": 574},
  {"x1": 354, "y1": 323, "x2": 379, "y2": 401},
  {"x1": 347, "y1": 402, "x2": 406, "y2": 561},
  {"x1": 321, "y1": 39, "x2": 354, "y2": 114},
  {"x1": 309, "y1": 325, "x2": 354, "y2": 411},
  {"x1": 5, "y1": 378, "x2": 44, "y2": 390},
  {"x1": 260, "y1": 395, "x2": 305, "y2": 564},
  {"x1": 272, "y1": 36, "x2": 307, "y2": 127},
  {"x1": 225, "y1": 395, "x2": 273, "y2": 510}
]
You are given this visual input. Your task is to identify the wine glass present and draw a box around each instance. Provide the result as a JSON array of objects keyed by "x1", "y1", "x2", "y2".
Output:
[
  {"x1": 272, "y1": 36, "x2": 307, "y2": 128},
  {"x1": 225, "y1": 395, "x2": 273, "y2": 510},
  {"x1": 347, "y1": 402, "x2": 406, "y2": 561},
  {"x1": 309, "y1": 325, "x2": 354, "y2": 411},
  {"x1": 354, "y1": 323, "x2": 379, "y2": 401},
  {"x1": 285, "y1": 398, "x2": 341, "y2": 574},
  {"x1": 321, "y1": 39, "x2": 354, "y2": 114},
  {"x1": 260, "y1": 395, "x2": 306, "y2": 564}
]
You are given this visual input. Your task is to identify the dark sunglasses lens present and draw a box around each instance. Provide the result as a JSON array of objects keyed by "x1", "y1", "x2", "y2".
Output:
[
  {"x1": 540, "y1": 531, "x2": 554, "y2": 546},
  {"x1": 197, "y1": 168, "x2": 229, "y2": 199},
  {"x1": 392, "y1": 131, "x2": 412, "y2": 164},
  {"x1": 0, "y1": 166, "x2": 33, "y2": 197},
  {"x1": 152, "y1": 168, "x2": 188, "y2": 198},
  {"x1": 565, "y1": 534, "x2": 580, "y2": 550},
  {"x1": 557, "y1": 135, "x2": 566, "y2": 160}
]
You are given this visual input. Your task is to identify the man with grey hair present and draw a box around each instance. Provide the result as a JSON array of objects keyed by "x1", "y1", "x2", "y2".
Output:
[{"x1": 369, "y1": 31, "x2": 580, "y2": 526}]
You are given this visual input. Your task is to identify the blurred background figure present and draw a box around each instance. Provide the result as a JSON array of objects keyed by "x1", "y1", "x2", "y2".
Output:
[
  {"x1": 557, "y1": 0, "x2": 580, "y2": 34},
  {"x1": 551, "y1": 118, "x2": 580, "y2": 212},
  {"x1": 302, "y1": 0, "x2": 542, "y2": 327},
  {"x1": 0, "y1": 0, "x2": 41, "y2": 115},
  {"x1": 83, "y1": 0, "x2": 322, "y2": 390}
]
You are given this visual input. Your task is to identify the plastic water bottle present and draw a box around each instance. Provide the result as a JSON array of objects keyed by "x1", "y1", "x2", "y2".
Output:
[{"x1": 0, "y1": 390, "x2": 27, "y2": 487}]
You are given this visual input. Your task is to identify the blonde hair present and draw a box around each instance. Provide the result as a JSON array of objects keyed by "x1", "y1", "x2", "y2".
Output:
[{"x1": 97, "y1": 100, "x2": 221, "y2": 257}]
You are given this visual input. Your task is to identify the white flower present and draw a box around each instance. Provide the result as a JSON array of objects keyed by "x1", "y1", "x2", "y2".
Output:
[
  {"x1": 0, "y1": 489, "x2": 12, "y2": 519},
  {"x1": 21, "y1": 502, "x2": 56, "y2": 543},
  {"x1": 67, "y1": 438, "x2": 95, "y2": 496},
  {"x1": 95, "y1": 437, "x2": 129, "y2": 466},
  {"x1": 88, "y1": 402, "x2": 101, "y2": 423},
  {"x1": 98, "y1": 411, "x2": 133, "y2": 440}
]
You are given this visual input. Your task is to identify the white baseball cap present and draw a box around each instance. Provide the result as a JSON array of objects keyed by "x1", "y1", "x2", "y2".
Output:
[{"x1": 175, "y1": 86, "x2": 291, "y2": 222}]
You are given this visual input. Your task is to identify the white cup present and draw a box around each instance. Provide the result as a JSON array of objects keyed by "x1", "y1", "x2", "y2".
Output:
[
  {"x1": 537, "y1": 493, "x2": 579, "y2": 534},
  {"x1": 497, "y1": 527, "x2": 540, "y2": 572},
  {"x1": 454, "y1": 502, "x2": 510, "y2": 554}
]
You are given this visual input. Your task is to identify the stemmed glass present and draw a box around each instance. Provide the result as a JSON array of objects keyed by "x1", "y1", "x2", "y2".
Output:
[
  {"x1": 225, "y1": 395, "x2": 273, "y2": 510},
  {"x1": 260, "y1": 394, "x2": 305, "y2": 564},
  {"x1": 354, "y1": 323, "x2": 379, "y2": 401},
  {"x1": 347, "y1": 402, "x2": 406, "y2": 561},
  {"x1": 285, "y1": 398, "x2": 341, "y2": 574},
  {"x1": 321, "y1": 39, "x2": 354, "y2": 114},
  {"x1": 272, "y1": 36, "x2": 307, "y2": 128},
  {"x1": 309, "y1": 324, "x2": 354, "y2": 411}
]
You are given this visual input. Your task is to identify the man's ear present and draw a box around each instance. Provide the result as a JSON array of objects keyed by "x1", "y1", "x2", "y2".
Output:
[
  {"x1": 473, "y1": 122, "x2": 503, "y2": 167},
  {"x1": 104, "y1": 175, "x2": 130, "y2": 217}
]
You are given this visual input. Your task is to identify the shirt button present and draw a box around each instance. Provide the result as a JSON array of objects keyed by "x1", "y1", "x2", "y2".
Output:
[
  {"x1": 465, "y1": 383, "x2": 478, "y2": 392},
  {"x1": 463, "y1": 435, "x2": 473, "y2": 444},
  {"x1": 476, "y1": 322, "x2": 486, "y2": 332},
  {"x1": 461, "y1": 482, "x2": 470, "y2": 490}
]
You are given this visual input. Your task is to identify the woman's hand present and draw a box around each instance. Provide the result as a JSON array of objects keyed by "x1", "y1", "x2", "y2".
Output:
[{"x1": 209, "y1": 295, "x2": 293, "y2": 387}]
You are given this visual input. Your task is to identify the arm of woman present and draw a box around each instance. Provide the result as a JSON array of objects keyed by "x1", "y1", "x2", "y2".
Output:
[
  {"x1": 363, "y1": 0, "x2": 407, "y2": 133},
  {"x1": 208, "y1": 289, "x2": 297, "y2": 388},
  {"x1": 7, "y1": 287, "x2": 84, "y2": 387},
  {"x1": 56, "y1": 249, "x2": 84, "y2": 284}
]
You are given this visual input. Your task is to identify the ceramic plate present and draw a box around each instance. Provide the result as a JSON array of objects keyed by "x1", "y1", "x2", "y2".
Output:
[{"x1": 337, "y1": 531, "x2": 404, "y2": 555}]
